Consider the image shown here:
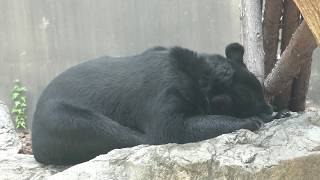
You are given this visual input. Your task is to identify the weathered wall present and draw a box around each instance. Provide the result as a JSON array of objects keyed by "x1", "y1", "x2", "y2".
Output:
[
  {"x1": 0, "y1": 0, "x2": 241, "y2": 127},
  {"x1": 1, "y1": 0, "x2": 319, "y2": 128},
  {"x1": 308, "y1": 48, "x2": 320, "y2": 106}
]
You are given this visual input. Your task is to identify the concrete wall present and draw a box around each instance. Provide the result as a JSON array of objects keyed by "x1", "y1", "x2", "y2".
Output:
[
  {"x1": 1, "y1": 0, "x2": 319, "y2": 128},
  {"x1": 308, "y1": 48, "x2": 320, "y2": 107},
  {"x1": 0, "y1": 0, "x2": 241, "y2": 127}
]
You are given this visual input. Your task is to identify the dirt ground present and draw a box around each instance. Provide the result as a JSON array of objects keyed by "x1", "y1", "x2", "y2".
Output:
[{"x1": 18, "y1": 131, "x2": 32, "y2": 155}]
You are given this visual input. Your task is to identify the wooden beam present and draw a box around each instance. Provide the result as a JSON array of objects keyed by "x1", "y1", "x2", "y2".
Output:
[
  {"x1": 240, "y1": 0, "x2": 264, "y2": 83},
  {"x1": 264, "y1": 21, "x2": 317, "y2": 95},
  {"x1": 263, "y1": 0, "x2": 284, "y2": 77},
  {"x1": 293, "y1": 0, "x2": 320, "y2": 45}
]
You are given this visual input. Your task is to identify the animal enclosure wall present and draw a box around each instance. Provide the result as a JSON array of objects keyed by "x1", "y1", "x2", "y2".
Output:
[
  {"x1": 1, "y1": 0, "x2": 319, "y2": 127},
  {"x1": 0, "y1": 0, "x2": 241, "y2": 127}
]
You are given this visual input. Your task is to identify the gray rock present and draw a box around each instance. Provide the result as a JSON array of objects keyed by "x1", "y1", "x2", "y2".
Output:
[
  {"x1": 0, "y1": 101, "x2": 66, "y2": 180},
  {"x1": 49, "y1": 111, "x2": 320, "y2": 180},
  {"x1": 0, "y1": 152, "x2": 66, "y2": 180},
  {"x1": 0, "y1": 101, "x2": 21, "y2": 152}
]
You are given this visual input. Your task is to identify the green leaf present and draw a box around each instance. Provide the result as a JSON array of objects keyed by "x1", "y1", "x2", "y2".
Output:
[
  {"x1": 16, "y1": 122, "x2": 24, "y2": 129},
  {"x1": 12, "y1": 87, "x2": 19, "y2": 93},
  {"x1": 16, "y1": 86, "x2": 26, "y2": 92},
  {"x1": 14, "y1": 101, "x2": 21, "y2": 107},
  {"x1": 11, "y1": 93, "x2": 19, "y2": 100},
  {"x1": 17, "y1": 109, "x2": 23, "y2": 114},
  {"x1": 20, "y1": 87, "x2": 27, "y2": 91},
  {"x1": 17, "y1": 120, "x2": 26, "y2": 129},
  {"x1": 21, "y1": 96, "x2": 27, "y2": 102},
  {"x1": 11, "y1": 108, "x2": 19, "y2": 113}
]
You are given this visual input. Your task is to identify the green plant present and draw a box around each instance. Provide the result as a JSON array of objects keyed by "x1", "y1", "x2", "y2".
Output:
[{"x1": 11, "y1": 80, "x2": 27, "y2": 129}]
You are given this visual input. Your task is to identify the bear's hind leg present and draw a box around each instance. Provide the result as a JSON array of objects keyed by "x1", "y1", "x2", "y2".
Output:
[{"x1": 32, "y1": 100, "x2": 146, "y2": 165}]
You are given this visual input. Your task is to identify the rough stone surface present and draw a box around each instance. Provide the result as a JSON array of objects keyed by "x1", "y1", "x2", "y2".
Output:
[
  {"x1": 0, "y1": 101, "x2": 66, "y2": 180},
  {"x1": 50, "y1": 111, "x2": 320, "y2": 180},
  {"x1": 0, "y1": 101, "x2": 21, "y2": 152},
  {"x1": 0, "y1": 152, "x2": 67, "y2": 180}
]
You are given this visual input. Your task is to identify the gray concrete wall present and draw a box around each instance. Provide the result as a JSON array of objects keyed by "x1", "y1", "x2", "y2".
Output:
[
  {"x1": 0, "y1": 0, "x2": 241, "y2": 127},
  {"x1": 308, "y1": 48, "x2": 320, "y2": 107}
]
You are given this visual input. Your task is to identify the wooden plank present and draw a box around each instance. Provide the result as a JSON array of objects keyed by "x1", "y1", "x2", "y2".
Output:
[
  {"x1": 293, "y1": 0, "x2": 320, "y2": 45},
  {"x1": 264, "y1": 21, "x2": 317, "y2": 95}
]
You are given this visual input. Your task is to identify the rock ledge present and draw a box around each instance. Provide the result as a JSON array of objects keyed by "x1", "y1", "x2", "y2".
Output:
[{"x1": 50, "y1": 111, "x2": 320, "y2": 180}]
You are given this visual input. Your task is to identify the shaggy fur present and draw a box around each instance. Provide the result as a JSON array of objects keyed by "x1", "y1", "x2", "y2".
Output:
[{"x1": 32, "y1": 43, "x2": 273, "y2": 165}]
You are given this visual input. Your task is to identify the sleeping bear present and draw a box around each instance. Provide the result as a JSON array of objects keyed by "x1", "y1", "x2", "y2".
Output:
[{"x1": 32, "y1": 43, "x2": 273, "y2": 165}]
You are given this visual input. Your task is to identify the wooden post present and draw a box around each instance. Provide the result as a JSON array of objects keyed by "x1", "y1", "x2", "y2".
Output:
[
  {"x1": 240, "y1": 0, "x2": 264, "y2": 83},
  {"x1": 273, "y1": 0, "x2": 301, "y2": 110},
  {"x1": 264, "y1": 21, "x2": 317, "y2": 95},
  {"x1": 263, "y1": 0, "x2": 284, "y2": 77},
  {"x1": 293, "y1": 0, "x2": 320, "y2": 45}
]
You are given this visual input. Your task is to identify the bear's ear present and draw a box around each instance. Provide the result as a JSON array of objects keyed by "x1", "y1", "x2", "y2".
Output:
[
  {"x1": 170, "y1": 47, "x2": 209, "y2": 79},
  {"x1": 225, "y1": 43, "x2": 244, "y2": 64}
]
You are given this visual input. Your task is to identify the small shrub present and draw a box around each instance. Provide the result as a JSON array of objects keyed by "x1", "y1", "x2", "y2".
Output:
[{"x1": 11, "y1": 80, "x2": 27, "y2": 129}]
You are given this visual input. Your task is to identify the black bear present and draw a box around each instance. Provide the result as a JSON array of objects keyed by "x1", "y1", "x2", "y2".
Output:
[{"x1": 32, "y1": 43, "x2": 273, "y2": 165}]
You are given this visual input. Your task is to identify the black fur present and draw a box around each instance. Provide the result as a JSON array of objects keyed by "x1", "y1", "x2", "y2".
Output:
[
  {"x1": 225, "y1": 43, "x2": 246, "y2": 67},
  {"x1": 32, "y1": 43, "x2": 273, "y2": 165}
]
